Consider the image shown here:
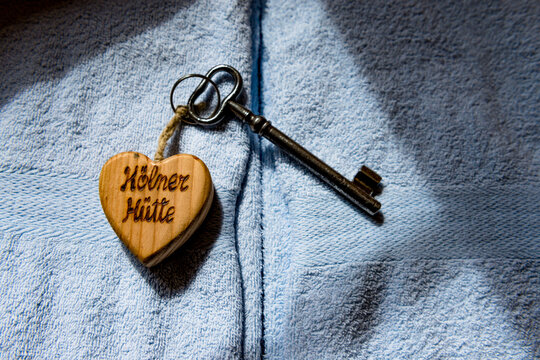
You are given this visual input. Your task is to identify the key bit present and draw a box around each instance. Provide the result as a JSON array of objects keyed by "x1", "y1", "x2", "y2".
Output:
[{"x1": 354, "y1": 166, "x2": 382, "y2": 196}]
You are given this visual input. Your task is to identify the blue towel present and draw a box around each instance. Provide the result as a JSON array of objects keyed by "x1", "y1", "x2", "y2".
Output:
[
  {"x1": 0, "y1": 1, "x2": 260, "y2": 358},
  {"x1": 0, "y1": 0, "x2": 538, "y2": 359},
  {"x1": 260, "y1": 1, "x2": 539, "y2": 358}
]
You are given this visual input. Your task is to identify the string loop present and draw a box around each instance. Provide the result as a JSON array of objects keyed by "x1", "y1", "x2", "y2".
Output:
[{"x1": 154, "y1": 106, "x2": 190, "y2": 161}]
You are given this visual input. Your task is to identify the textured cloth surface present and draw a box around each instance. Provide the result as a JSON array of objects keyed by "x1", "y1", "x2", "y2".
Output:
[
  {"x1": 259, "y1": 0, "x2": 539, "y2": 358},
  {"x1": 0, "y1": 0, "x2": 539, "y2": 359},
  {"x1": 0, "y1": 1, "x2": 260, "y2": 358}
]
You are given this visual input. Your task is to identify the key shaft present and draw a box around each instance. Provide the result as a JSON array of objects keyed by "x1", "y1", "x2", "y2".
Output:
[{"x1": 228, "y1": 101, "x2": 381, "y2": 215}]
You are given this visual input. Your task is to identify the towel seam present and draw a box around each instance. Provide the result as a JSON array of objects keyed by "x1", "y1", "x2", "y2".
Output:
[
  {"x1": 233, "y1": 161, "x2": 248, "y2": 360},
  {"x1": 251, "y1": 0, "x2": 266, "y2": 357}
]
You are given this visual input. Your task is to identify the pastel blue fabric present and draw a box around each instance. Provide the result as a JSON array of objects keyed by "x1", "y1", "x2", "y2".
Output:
[{"x1": 0, "y1": 0, "x2": 538, "y2": 359}]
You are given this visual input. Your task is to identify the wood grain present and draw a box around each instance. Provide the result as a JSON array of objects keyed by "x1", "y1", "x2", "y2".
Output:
[{"x1": 99, "y1": 152, "x2": 213, "y2": 267}]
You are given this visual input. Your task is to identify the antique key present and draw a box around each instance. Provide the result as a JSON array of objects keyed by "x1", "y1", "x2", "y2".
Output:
[{"x1": 171, "y1": 65, "x2": 382, "y2": 215}]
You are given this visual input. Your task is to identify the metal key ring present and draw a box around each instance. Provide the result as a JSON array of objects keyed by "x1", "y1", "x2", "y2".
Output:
[
  {"x1": 170, "y1": 73, "x2": 221, "y2": 125},
  {"x1": 186, "y1": 64, "x2": 244, "y2": 127}
]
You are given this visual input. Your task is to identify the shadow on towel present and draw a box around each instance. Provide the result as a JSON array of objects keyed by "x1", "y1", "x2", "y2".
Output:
[
  {"x1": 322, "y1": 0, "x2": 537, "y2": 188},
  {"x1": 0, "y1": 0, "x2": 194, "y2": 108},
  {"x1": 319, "y1": 0, "x2": 539, "y2": 350},
  {"x1": 122, "y1": 192, "x2": 222, "y2": 298}
]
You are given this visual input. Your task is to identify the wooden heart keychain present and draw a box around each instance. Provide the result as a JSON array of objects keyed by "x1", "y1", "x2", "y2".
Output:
[
  {"x1": 99, "y1": 74, "x2": 221, "y2": 267},
  {"x1": 101, "y1": 65, "x2": 382, "y2": 267}
]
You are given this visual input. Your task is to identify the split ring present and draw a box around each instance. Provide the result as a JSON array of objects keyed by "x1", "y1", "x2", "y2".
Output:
[{"x1": 169, "y1": 73, "x2": 221, "y2": 124}]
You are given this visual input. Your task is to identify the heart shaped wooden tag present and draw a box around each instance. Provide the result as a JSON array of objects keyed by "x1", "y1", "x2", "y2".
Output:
[{"x1": 99, "y1": 152, "x2": 214, "y2": 267}]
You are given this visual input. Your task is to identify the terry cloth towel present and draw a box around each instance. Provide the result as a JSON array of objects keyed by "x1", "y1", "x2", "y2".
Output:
[
  {"x1": 260, "y1": 1, "x2": 539, "y2": 359},
  {"x1": 0, "y1": 0, "x2": 539, "y2": 359},
  {"x1": 0, "y1": 1, "x2": 261, "y2": 358}
]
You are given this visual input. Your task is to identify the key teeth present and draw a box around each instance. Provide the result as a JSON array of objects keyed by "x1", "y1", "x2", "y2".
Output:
[{"x1": 353, "y1": 166, "x2": 382, "y2": 196}]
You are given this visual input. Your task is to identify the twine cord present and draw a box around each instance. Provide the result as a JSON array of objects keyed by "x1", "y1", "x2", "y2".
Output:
[{"x1": 154, "y1": 106, "x2": 190, "y2": 161}]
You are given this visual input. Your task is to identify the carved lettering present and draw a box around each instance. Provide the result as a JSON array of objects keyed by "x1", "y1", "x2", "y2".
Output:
[
  {"x1": 137, "y1": 166, "x2": 148, "y2": 190},
  {"x1": 168, "y1": 174, "x2": 178, "y2": 191},
  {"x1": 121, "y1": 165, "x2": 189, "y2": 192},
  {"x1": 156, "y1": 174, "x2": 168, "y2": 191},
  {"x1": 120, "y1": 166, "x2": 138, "y2": 191},
  {"x1": 157, "y1": 198, "x2": 169, "y2": 222},
  {"x1": 163, "y1": 206, "x2": 175, "y2": 223},
  {"x1": 147, "y1": 167, "x2": 159, "y2": 190},
  {"x1": 119, "y1": 165, "x2": 191, "y2": 223},
  {"x1": 149, "y1": 167, "x2": 158, "y2": 187},
  {"x1": 122, "y1": 197, "x2": 176, "y2": 223},
  {"x1": 179, "y1": 174, "x2": 189, "y2": 192},
  {"x1": 122, "y1": 197, "x2": 136, "y2": 222},
  {"x1": 144, "y1": 198, "x2": 159, "y2": 222}
]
